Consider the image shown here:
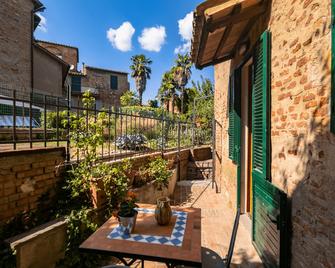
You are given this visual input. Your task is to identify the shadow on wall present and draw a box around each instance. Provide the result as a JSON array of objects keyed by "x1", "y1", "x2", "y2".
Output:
[{"x1": 272, "y1": 39, "x2": 335, "y2": 266}]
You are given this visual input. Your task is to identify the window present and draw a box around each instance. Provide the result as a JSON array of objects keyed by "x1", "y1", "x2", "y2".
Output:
[
  {"x1": 110, "y1": 75, "x2": 118, "y2": 90},
  {"x1": 71, "y1": 76, "x2": 81, "y2": 93}
]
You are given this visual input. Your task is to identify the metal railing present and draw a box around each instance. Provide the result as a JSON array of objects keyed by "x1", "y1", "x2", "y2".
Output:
[{"x1": 0, "y1": 87, "x2": 196, "y2": 162}]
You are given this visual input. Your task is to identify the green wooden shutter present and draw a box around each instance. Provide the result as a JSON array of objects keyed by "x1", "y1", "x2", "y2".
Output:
[
  {"x1": 228, "y1": 72, "x2": 242, "y2": 163},
  {"x1": 331, "y1": 0, "x2": 335, "y2": 133},
  {"x1": 228, "y1": 75, "x2": 235, "y2": 160},
  {"x1": 234, "y1": 69, "x2": 242, "y2": 207},
  {"x1": 252, "y1": 31, "x2": 289, "y2": 268},
  {"x1": 111, "y1": 75, "x2": 118, "y2": 90}
]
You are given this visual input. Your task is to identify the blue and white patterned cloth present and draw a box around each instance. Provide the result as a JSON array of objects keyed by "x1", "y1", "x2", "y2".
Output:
[{"x1": 107, "y1": 208, "x2": 188, "y2": 247}]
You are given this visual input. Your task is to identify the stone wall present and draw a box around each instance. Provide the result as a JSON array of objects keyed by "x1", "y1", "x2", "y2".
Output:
[
  {"x1": 213, "y1": 0, "x2": 335, "y2": 267},
  {"x1": 0, "y1": 0, "x2": 33, "y2": 90},
  {"x1": 82, "y1": 66, "x2": 129, "y2": 108},
  {"x1": 0, "y1": 148, "x2": 66, "y2": 224},
  {"x1": 91, "y1": 148, "x2": 191, "y2": 210},
  {"x1": 37, "y1": 41, "x2": 79, "y2": 71}
]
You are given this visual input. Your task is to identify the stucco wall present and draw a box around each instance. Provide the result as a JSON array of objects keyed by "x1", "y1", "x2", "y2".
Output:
[
  {"x1": 213, "y1": 0, "x2": 335, "y2": 267},
  {"x1": 0, "y1": 0, "x2": 33, "y2": 90},
  {"x1": 33, "y1": 46, "x2": 65, "y2": 97}
]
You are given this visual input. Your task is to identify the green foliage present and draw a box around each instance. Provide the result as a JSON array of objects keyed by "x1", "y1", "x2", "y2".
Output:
[
  {"x1": 148, "y1": 99, "x2": 158, "y2": 108},
  {"x1": 101, "y1": 160, "x2": 130, "y2": 215},
  {"x1": 118, "y1": 191, "x2": 138, "y2": 217},
  {"x1": 158, "y1": 70, "x2": 177, "y2": 108},
  {"x1": 57, "y1": 209, "x2": 102, "y2": 268},
  {"x1": 60, "y1": 91, "x2": 125, "y2": 267},
  {"x1": 0, "y1": 243, "x2": 15, "y2": 268},
  {"x1": 120, "y1": 90, "x2": 140, "y2": 106},
  {"x1": 147, "y1": 157, "x2": 172, "y2": 189},
  {"x1": 130, "y1": 54, "x2": 152, "y2": 105}
]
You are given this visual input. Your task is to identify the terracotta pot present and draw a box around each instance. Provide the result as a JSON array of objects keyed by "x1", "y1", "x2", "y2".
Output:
[{"x1": 155, "y1": 197, "x2": 172, "y2": 225}]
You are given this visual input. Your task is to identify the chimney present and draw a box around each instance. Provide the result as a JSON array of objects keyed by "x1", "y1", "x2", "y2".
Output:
[{"x1": 82, "y1": 62, "x2": 86, "y2": 75}]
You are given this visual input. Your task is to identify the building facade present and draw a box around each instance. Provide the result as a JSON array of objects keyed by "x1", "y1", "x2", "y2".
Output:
[
  {"x1": 33, "y1": 43, "x2": 69, "y2": 97},
  {"x1": 192, "y1": 0, "x2": 334, "y2": 267},
  {"x1": 0, "y1": 0, "x2": 42, "y2": 91},
  {"x1": 37, "y1": 41, "x2": 130, "y2": 108}
]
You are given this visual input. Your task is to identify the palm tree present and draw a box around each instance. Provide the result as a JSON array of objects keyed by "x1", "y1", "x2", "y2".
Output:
[
  {"x1": 173, "y1": 53, "x2": 192, "y2": 113},
  {"x1": 158, "y1": 70, "x2": 177, "y2": 113},
  {"x1": 130, "y1": 54, "x2": 152, "y2": 106}
]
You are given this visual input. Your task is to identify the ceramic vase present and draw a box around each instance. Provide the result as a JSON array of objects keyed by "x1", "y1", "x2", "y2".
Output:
[{"x1": 155, "y1": 197, "x2": 172, "y2": 225}]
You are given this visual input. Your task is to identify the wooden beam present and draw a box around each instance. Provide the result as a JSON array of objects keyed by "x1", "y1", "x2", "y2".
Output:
[
  {"x1": 195, "y1": 17, "x2": 212, "y2": 69},
  {"x1": 212, "y1": 4, "x2": 242, "y2": 61},
  {"x1": 207, "y1": 3, "x2": 267, "y2": 33},
  {"x1": 197, "y1": 53, "x2": 234, "y2": 69}
]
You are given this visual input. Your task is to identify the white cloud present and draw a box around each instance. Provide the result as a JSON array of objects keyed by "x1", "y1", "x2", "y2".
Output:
[
  {"x1": 138, "y1": 26, "x2": 166, "y2": 52},
  {"x1": 174, "y1": 41, "x2": 191, "y2": 54},
  {"x1": 175, "y1": 11, "x2": 194, "y2": 54},
  {"x1": 106, "y1": 22, "x2": 135, "y2": 52},
  {"x1": 37, "y1": 13, "x2": 47, "y2": 33}
]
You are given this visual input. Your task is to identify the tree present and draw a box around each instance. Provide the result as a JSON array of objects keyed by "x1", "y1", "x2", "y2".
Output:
[
  {"x1": 120, "y1": 90, "x2": 140, "y2": 107},
  {"x1": 130, "y1": 55, "x2": 152, "y2": 106},
  {"x1": 158, "y1": 70, "x2": 177, "y2": 112},
  {"x1": 190, "y1": 76, "x2": 214, "y2": 128},
  {"x1": 173, "y1": 53, "x2": 192, "y2": 113},
  {"x1": 148, "y1": 99, "x2": 158, "y2": 108}
]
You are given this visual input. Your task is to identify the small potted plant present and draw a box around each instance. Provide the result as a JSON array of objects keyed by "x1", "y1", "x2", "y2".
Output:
[{"x1": 117, "y1": 191, "x2": 138, "y2": 234}]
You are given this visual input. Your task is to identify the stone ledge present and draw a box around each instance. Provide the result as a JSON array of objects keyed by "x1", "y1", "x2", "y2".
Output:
[{"x1": 0, "y1": 147, "x2": 66, "y2": 158}]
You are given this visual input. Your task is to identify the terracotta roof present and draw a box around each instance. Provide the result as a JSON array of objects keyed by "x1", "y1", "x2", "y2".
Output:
[
  {"x1": 85, "y1": 65, "x2": 128, "y2": 75},
  {"x1": 35, "y1": 39, "x2": 79, "y2": 64}
]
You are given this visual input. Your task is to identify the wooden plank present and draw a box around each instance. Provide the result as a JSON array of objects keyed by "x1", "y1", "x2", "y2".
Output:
[
  {"x1": 207, "y1": 2, "x2": 268, "y2": 32},
  {"x1": 212, "y1": 4, "x2": 242, "y2": 61}
]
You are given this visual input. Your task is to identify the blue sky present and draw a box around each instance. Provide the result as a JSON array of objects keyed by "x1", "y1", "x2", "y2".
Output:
[{"x1": 35, "y1": 0, "x2": 214, "y2": 104}]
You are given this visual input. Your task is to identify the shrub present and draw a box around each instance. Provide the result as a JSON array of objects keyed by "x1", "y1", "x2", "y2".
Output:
[{"x1": 147, "y1": 157, "x2": 172, "y2": 189}]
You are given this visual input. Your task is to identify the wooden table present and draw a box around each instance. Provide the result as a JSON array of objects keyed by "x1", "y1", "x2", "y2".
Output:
[{"x1": 79, "y1": 204, "x2": 201, "y2": 267}]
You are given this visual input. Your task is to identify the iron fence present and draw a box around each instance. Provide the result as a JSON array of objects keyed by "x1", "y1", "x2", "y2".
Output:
[{"x1": 0, "y1": 87, "x2": 198, "y2": 162}]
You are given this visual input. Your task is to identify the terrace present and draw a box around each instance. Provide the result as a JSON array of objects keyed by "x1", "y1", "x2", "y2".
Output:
[{"x1": 0, "y1": 87, "x2": 261, "y2": 268}]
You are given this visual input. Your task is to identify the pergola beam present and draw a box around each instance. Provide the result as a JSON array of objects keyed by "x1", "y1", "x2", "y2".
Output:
[{"x1": 207, "y1": 3, "x2": 268, "y2": 33}]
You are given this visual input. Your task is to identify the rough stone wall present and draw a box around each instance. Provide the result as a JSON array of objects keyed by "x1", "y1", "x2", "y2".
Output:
[
  {"x1": 82, "y1": 67, "x2": 129, "y2": 108},
  {"x1": 214, "y1": 61, "x2": 238, "y2": 209},
  {"x1": 0, "y1": 0, "x2": 33, "y2": 90},
  {"x1": 213, "y1": 0, "x2": 335, "y2": 267},
  {"x1": 268, "y1": 0, "x2": 335, "y2": 267},
  {"x1": 0, "y1": 148, "x2": 65, "y2": 224},
  {"x1": 33, "y1": 46, "x2": 64, "y2": 97},
  {"x1": 37, "y1": 41, "x2": 79, "y2": 71}
]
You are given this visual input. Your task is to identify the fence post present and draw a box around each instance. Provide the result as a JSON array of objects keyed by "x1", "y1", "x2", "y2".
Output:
[
  {"x1": 29, "y1": 92, "x2": 33, "y2": 149},
  {"x1": 13, "y1": 90, "x2": 16, "y2": 150},
  {"x1": 177, "y1": 120, "x2": 181, "y2": 181},
  {"x1": 66, "y1": 85, "x2": 70, "y2": 162},
  {"x1": 161, "y1": 113, "x2": 165, "y2": 156}
]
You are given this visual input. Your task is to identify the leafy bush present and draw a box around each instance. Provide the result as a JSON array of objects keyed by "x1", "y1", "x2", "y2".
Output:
[
  {"x1": 147, "y1": 157, "x2": 172, "y2": 189},
  {"x1": 115, "y1": 134, "x2": 147, "y2": 150}
]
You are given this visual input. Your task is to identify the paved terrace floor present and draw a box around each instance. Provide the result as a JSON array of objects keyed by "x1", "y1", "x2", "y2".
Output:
[{"x1": 133, "y1": 180, "x2": 263, "y2": 268}]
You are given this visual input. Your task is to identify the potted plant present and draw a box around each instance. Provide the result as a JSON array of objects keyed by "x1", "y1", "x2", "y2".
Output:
[{"x1": 117, "y1": 191, "x2": 138, "y2": 234}]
